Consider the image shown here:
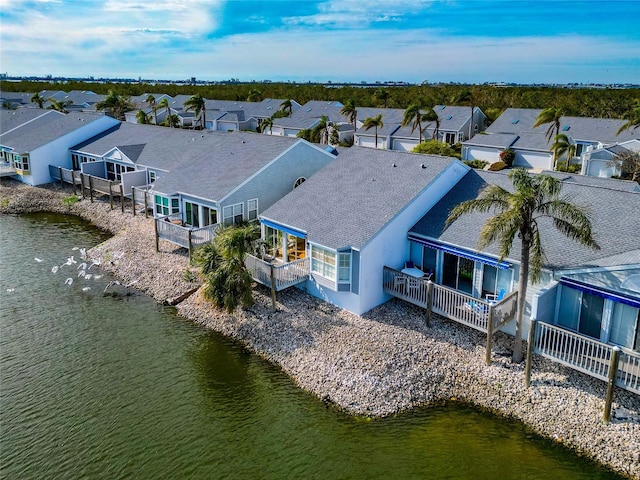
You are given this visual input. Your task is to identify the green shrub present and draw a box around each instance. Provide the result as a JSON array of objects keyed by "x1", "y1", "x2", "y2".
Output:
[
  {"x1": 556, "y1": 162, "x2": 582, "y2": 173},
  {"x1": 487, "y1": 161, "x2": 508, "y2": 171},
  {"x1": 412, "y1": 139, "x2": 460, "y2": 158},
  {"x1": 499, "y1": 149, "x2": 516, "y2": 167},
  {"x1": 63, "y1": 195, "x2": 79, "y2": 206},
  {"x1": 463, "y1": 160, "x2": 489, "y2": 169},
  {"x1": 182, "y1": 269, "x2": 197, "y2": 283}
]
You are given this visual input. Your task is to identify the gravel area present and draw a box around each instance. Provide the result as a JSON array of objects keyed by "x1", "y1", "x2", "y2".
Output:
[{"x1": 2, "y1": 178, "x2": 639, "y2": 479}]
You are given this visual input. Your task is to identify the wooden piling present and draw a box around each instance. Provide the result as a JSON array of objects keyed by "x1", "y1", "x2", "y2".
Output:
[
  {"x1": 270, "y1": 264, "x2": 277, "y2": 312},
  {"x1": 485, "y1": 307, "x2": 494, "y2": 366},
  {"x1": 89, "y1": 175, "x2": 94, "y2": 203},
  {"x1": 109, "y1": 182, "x2": 114, "y2": 210},
  {"x1": 425, "y1": 280, "x2": 433, "y2": 327},
  {"x1": 132, "y1": 186, "x2": 136, "y2": 216},
  {"x1": 603, "y1": 347, "x2": 620, "y2": 423},
  {"x1": 154, "y1": 218, "x2": 159, "y2": 252},
  {"x1": 525, "y1": 319, "x2": 536, "y2": 388}
]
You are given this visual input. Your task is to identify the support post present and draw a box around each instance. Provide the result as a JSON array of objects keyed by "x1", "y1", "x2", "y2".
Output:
[
  {"x1": 89, "y1": 175, "x2": 94, "y2": 203},
  {"x1": 58, "y1": 166, "x2": 63, "y2": 185},
  {"x1": 120, "y1": 185, "x2": 125, "y2": 213},
  {"x1": 80, "y1": 174, "x2": 86, "y2": 199},
  {"x1": 144, "y1": 191, "x2": 149, "y2": 218},
  {"x1": 132, "y1": 187, "x2": 136, "y2": 216},
  {"x1": 154, "y1": 218, "x2": 159, "y2": 252},
  {"x1": 603, "y1": 347, "x2": 621, "y2": 423},
  {"x1": 109, "y1": 182, "x2": 114, "y2": 210},
  {"x1": 72, "y1": 172, "x2": 77, "y2": 196},
  {"x1": 525, "y1": 319, "x2": 536, "y2": 388},
  {"x1": 485, "y1": 307, "x2": 494, "y2": 366},
  {"x1": 188, "y1": 230, "x2": 193, "y2": 264},
  {"x1": 425, "y1": 281, "x2": 433, "y2": 327},
  {"x1": 269, "y1": 263, "x2": 277, "y2": 312}
]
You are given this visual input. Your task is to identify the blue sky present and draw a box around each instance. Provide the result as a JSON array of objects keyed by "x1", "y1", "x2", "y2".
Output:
[{"x1": 1, "y1": 0, "x2": 639, "y2": 84}]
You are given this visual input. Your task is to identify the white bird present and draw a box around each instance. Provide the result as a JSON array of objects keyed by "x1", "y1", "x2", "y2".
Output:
[
  {"x1": 64, "y1": 278, "x2": 73, "y2": 286},
  {"x1": 77, "y1": 263, "x2": 87, "y2": 270},
  {"x1": 84, "y1": 274, "x2": 92, "y2": 280},
  {"x1": 93, "y1": 274, "x2": 102, "y2": 280},
  {"x1": 79, "y1": 248, "x2": 87, "y2": 260},
  {"x1": 87, "y1": 260, "x2": 100, "y2": 270},
  {"x1": 51, "y1": 266, "x2": 59, "y2": 274},
  {"x1": 82, "y1": 287, "x2": 91, "y2": 292},
  {"x1": 72, "y1": 247, "x2": 79, "y2": 251},
  {"x1": 34, "y1": 257, "x2": 44, "y2": 263},
  {"x1": 6, "y1": 288, "x2": 15, "y2": 293},
  {"x1": 67, "y1": 256, "x2": 77, "y2": 264},
  {"x1": 78, "y1": 270, "x2": 86, "y2": 278}
]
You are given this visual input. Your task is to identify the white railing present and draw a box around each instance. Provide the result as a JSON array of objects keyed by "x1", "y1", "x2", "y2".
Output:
[
  {"x1": 156, "y1": 214, "x2": 217, "y2": 251},
  {"x1": 131, "y1": 186, "x2": 154, "y2": 215},
  {"x1": 382, "y1": 266, "x2": 430, "y2": 308},
  {"x1": 532, "y1": 321, "x2": 640, "y2": 394},
  {"x1": 431, "y1": 283, "x2": 490, "y2": 333},
  {"x1": 245, "y1": 254, "x2": 310, "y2": 291}
]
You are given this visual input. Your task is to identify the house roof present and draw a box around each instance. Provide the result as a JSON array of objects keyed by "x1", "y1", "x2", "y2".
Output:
[
  {"x1": 410, "y1": 168, "x2": 640, "y2": 271},
  {"x1": 1, "y1": 111, "x2": 103, "y2": 152},
  {"x1": 1, "y1": 108, "x2": 62, "y2": 135},
  {"x1": 260, "y1": 147, "x2": 461, "y2": 250},
  {"x1": 467, "y1": 108, "x2": 639, "y2": 152}
]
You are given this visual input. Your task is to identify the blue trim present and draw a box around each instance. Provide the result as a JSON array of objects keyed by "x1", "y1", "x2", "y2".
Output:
[
  {"x1": 408, "y1": 234, "x2": 511, "y2": 269},
  {"x1": 260, "y1": 219, "x2": 306, "y2": 239},
  {"x1": 560, "y1": 278, "x2": 640, "y2": 309}
]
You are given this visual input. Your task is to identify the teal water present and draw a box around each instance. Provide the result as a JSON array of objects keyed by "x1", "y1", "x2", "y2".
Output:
[{"x1": 0, "y1": 213, "x2": 622, "y2": 479}]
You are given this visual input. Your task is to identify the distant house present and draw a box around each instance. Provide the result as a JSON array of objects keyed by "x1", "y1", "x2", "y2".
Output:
[
  {"x1": 0, "y1": 110, "x2": 119, "y2": 185},
  {"x1": 581, "y1": 139, "x2": 640, "y2": 179},
  {"x1": 258, "y1": 147, "x2": 470, "y2": 315},
  {"x1": 462, "y1": 108, "x2": 638, "y2": 172},
  {"x1": 72, "y1": 124, "x2": 338, "y2": 230},
  {"x1": 268, "y1": 100, "x2": 349, "y2": 141}
]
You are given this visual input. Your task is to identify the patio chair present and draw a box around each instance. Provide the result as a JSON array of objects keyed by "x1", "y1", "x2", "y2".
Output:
[
  {"x1": 407, "y1": 276, "x2": 422, "y2": 295},
  {"x1": 393, "y1": 275, "x2": 407, "y2": 292},
  {"x1": 485, "y1": 288, "x2": 506, "y2": 304},
  {"x1": 464, "y1": 300, "x2": 489, "y2": 318},
  {"x1": 404, "y1": 261, "x2": 414, "y2": 269}
]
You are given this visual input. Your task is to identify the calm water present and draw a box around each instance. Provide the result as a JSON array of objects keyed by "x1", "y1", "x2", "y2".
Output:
[{"x1": 0, "y1": 213, "x2": 622, "y2": 479}]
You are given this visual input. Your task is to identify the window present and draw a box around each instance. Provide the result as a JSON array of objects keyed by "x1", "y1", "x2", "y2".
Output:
[
  {"x1": 338, "y1": 252, "x2": 351, "y2": 283},
  {"x1": 557, "y1": 287, "x2": 604, "y2": 340},
  {"x1": 12, "y1": 153, "x2": 29, "y2": 172},
  {"x1": 481, "y1": 264, "x2": 513, "y2": 298},
  {"x1": 265, "y1": 226, "x2": 283, "y2": 259},
  {"x1": 444, "y1": 132, "x2": 456, "y2": 144},
  {"x1": 442, "y1": 253, "x2": 473, "y2": 295},
  {"x1": 247, "y1": 198, "x2": 258, "y2": 221},
  {"x1": 203, "y1": 206, "x2": 217, "y2": 226},
  {"x1": 222, "y1": 203, "x2": 243, "y2": 225},
  {"x1": 185, "y1": 202, "x2": 199, "y2": 227},
  {"x1": 293, "y1": 177, "x2": 306, "y2": 189},
  {"x1": 609, "y1": 303, "x2": 640, "y2": 351},
  {"x1": 106, "y1": 162, "x2": 135, "y2": 181},
  {"x1": 148, "y1": 171, "x2": 156, "y2": 184},
  {"x1": 311, "y1": 246, "x2": 336, "y2": 280},
  {"x1": 155, "y1": 195, "x2": 179, "y2": 216},
  {"x1": 286, "y1": 234, "x2": 306, "y2": 262}
]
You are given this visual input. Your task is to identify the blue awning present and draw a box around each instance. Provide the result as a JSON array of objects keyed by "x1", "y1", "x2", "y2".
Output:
[
  {"x1": 560, "y1": 277, "x2": 640, "y2": 309},
  {"x1": 260, "y1": 219, "x2": 306, "y2": 239},
  {"x1": 408, "y1": 234, "x2": 511, "y2": 269}
]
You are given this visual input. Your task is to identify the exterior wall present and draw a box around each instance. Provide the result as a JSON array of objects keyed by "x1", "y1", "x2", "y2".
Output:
[
  {"x1": 303, "y1": 161, "x2": 471, "y2": 315},
  {"x1": 582, "y1": 151, "x2": 619, "y2": 178},
  {"x1": 217, "y1": 122, "x2": 237, "y2": 132},
  {"x1": 221, "y1": 142, "x2": 335, "y2": 221},
  {"x1": 513, "y1": 150, "x2": 552, "y2": 170},
  {"x1": 357, "y1": 135, "x2": 386, "y2": 150},
  {"x1": 391, "y1": 138, "x2": 419, "y2": 152},
  {"x1": 17, "y1": 116, "x2": 119, "y2": 186}
]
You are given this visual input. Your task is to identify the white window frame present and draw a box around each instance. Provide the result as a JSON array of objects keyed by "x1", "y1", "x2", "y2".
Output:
[
  {"x1": 222, "y1": 203, "x2": 244, "y2": 225},
  {"x1": 338, "y1": 252, "x2": 351, "y2": 283},
  {"x1": 247, "y1": 198, "x2": 258, "y2": 221},
  {"x1": 311, "y1": 245, "x2": 336, "y2": 280},
  {"x1": 154, "y1": 195, "x2": 179, "y2": 216}
]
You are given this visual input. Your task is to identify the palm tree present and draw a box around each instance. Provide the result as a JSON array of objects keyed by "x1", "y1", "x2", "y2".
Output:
[
  {"x1": 95, "y1": 90, "x2": 133, "y2": 121},
  {"x1": 311, "y1": 115, "x2": 330, "y2": 144},
  {"x1": 247, "y1": 88, "x2": 262, "y2": 102},
  {"x1": 197, "y1": 223, "x2": 260, "y2": 313},
  {"x1": 30, "y1": 92, "x2": 44, "y2": 108},
  {"x1": 373, "y1": 88, "x2": 390, "y2": 108},
  {"x1": 136, "y1": 109, "x2": 150, "y2": 124},
  {"x1": 533, "y1": 107, "x2": 564, "y2": 168},
  {"x1": 363, "y1": 114, "x2": 384, "y2": 148},
  {"x1": 551, "y1": 134, "x2": 576, "y2": 170},
  {"x1": 402, "y1": 104, "x2": 431, "y2": 143},
  {"x1": 280, "y1": 99, "x2": 293, "y2": 117},
  {"x1": 47, "y1": 97, "x2": 71, "y2": 113},
  {"x1": 616, "y1": 98, "x2": 640, "y2": 135},
  {"x1": 157, "y1": 98, "x2": 172, "y2": 128},
  {"x1": 261, "y1": 117, "x2": 273, "y2": 135},
  {"x1": 422, "y1": 109, "x2": 440, "y2": 140},
  {"x1": 145, "y1": 94, "x2": 158, "y2": 125},
  {"x1": 184, "y1": 93, "x2": 207, "y2": 129},
  {"x1": 340, "y1": 99, "x2": 358, "y2": 132},
  {"x1": 446, "y1": 168, "x2": 600, "y2": 362}
]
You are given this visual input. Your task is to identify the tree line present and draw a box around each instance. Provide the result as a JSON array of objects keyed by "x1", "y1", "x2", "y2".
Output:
[{"x1": 2, "y1": 80, "x2": 638, "y2": 122}]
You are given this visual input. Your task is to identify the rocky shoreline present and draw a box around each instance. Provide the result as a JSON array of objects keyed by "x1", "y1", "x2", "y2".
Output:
[{"x1": 2, "y1": 178, "x2": 639, "y2": 479}]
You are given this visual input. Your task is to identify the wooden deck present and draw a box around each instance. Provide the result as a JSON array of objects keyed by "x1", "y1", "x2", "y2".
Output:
[{"x1": 245, "y1": 254, "x2": 309, "y2": 292}]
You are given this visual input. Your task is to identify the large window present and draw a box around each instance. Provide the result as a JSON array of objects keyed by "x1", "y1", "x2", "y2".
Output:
[
  {"x1": 442, "y1": 253, "x2": 473, "y2": 295},
  {"x1": 287, "y1": 234, "x2": 306, "y2": 262},
  {"x1": 12, "y1": 153, "x2": 29, "y2": 172},
  {"x1": 106, "y1": 161, "x2": 134, "y2": 181},
  {"x1": 609, "y1": 303, "x2": 640, "y2": 352},
  {"x1": 338, "y1": 252, "x2": 351, "y2": 283},
  {"x1": 222, "y1": 203, "x2": 243, "y2": 225},
  {"x1": 203, "y1": 206, "x2": 217, "y2": 226},
  {"x1": 265, "y1": 226, "x2": 283, "y2": 259},
  {"x1": 311, "y1": 246, "x2": 336, "y2": 280},
  {"x1": 481, "y1": 264, "x2": 513, "y2": 298},
  {"x1": 185, "y1": 202, "x2": 199, "y2": 227},
  {"x1": 557, "y1": 287, "x2": 604, "y2": 340},
  {"x1": 155, "y1": 195, "x2": 179, "y2": 216}
]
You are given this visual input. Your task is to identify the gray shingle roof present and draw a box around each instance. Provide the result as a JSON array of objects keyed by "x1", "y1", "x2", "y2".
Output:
[
  {"x1": 1, "y1": 111, "x2": 106, "y2": 152},
  {"x1": 1, "y1": 108, "x2": 62, "y2": 135},
  {"x1": 260, "y1": 147, "x2": 460, "y2": 250},
  {"x1": 410, "y1": 169, "x2": 640, "y2": 270}
]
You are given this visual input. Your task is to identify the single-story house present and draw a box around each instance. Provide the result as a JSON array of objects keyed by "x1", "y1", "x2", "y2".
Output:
[
  {"x1": 0, "y1": 110, "x2": 119, "y2": 185},
  {"x1": 581, "y1": 139, "x2": 640, "y2": 179}
]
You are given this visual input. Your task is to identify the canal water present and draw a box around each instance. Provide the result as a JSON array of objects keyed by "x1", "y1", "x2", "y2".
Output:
[{"x1": 0, "y1": 213, "x2": 622, "y2": 479}]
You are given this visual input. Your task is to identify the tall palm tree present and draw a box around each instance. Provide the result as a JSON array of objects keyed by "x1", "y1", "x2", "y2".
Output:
[
  {"x1": 157, "y1": 98, "x2": 172, "y2": 128},
  {"x1": 311, "y1": 115, "x2": 330, "y2": 144},
  {"x1": 551, "y1": 134, "x2": 576, "y2": 169},
  {"x1": 184, "y1": 93, "x2": 207, "y2": 129},
  {"x1": 402, "y1": 104, "x2": 430, "y2": 143},
  {"x1": 373, "y1": 88, "x2": 390, "y2": 108},
  {"x1": 363, "y1": 114, "x2": 384, "y2": 148},
  {"x1": 30, "y1": 92, "x2": 44, "y2": 108},
  {"x1": 47, "y1": 97, "x2": 71, "y2": 113},
  {"x1": 446, "y1": 168, "x2": 600, "y2": 362},
  {"x1": 616, "y1": 98, "x2": 640, "y2": 135},
  {"x1": 247, "y1": 88, "x2": 262, "y2": 102},
  {"x1": 136, "y1": 109, "x2": 150, "y2": 124},
  {"x1": 145, "y1": 94, "x2": 158, "y2": 125},
  {"x1": 280, "y1": 99, "x2": 293, "y2": 117},
  {"x1": 95, "y1": 90, "x2": 133, "y2": 121},
  {"x1": 261, "y1": 117, "x2": 273, "y2": 135},
  {"x1": 422, "y1": 109, "x2": 440, "y2": 140},
  {"x1": 340, "y1": 99, "x2": 358, "y2": 132},
  {"x1": 533, "y1": 107, "x2": 564, "y2": 168},
  {"x1": 198, "y1": 223, "x2": 260, "y2": 313}
]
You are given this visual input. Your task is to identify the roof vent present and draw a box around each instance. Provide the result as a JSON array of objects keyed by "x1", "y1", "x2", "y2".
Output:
[
  {"x1": 446, "y1": 115, "x2": 452, "y2": 120},
  {"x1": 392, "y1": 163, "x2": 396, "y2": 167},
  {"x1": 512, "y1": 119, "x2": 519, "y2": 124},
  {"x1": 421, "y1": 164, "x2": 426, "y2": 169},
  {"x1": 242, "y1": 140, "x2": 245, "y2": 143},
  {"x1": 562, "y1": 125, "x2": 570, "y2": 131}
]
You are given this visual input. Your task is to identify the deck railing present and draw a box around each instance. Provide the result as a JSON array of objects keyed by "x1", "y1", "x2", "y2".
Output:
[
  {"x1": 245, "y1": 254, "x2": 310, "y2": 292},
  {"x1": 531, "y1": 321, "x2": 640, "y2": 395},
  {"x1": 131, "y1": 185, "x2": 154, "y2": 217},
  {"x1": 155, "y1": 214, "x2": 218, "y2": 258}
]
